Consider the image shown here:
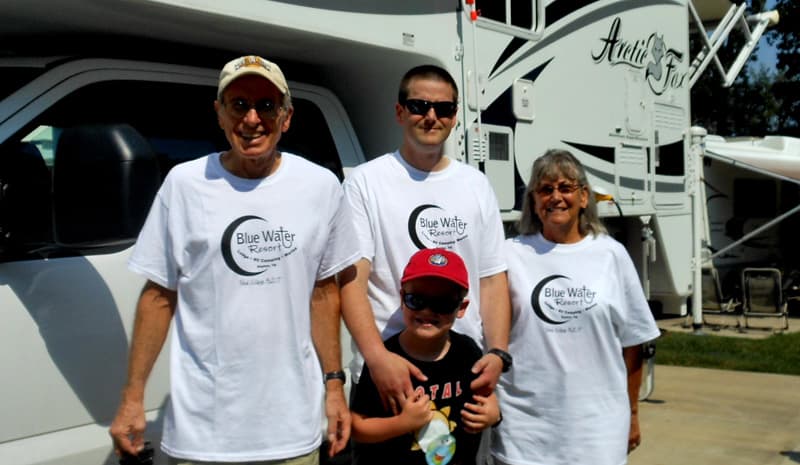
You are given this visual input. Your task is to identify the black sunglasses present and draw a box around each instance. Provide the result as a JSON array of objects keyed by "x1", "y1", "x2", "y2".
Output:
[
  {"x1": 402, "y1": 99, "x2": 458, "y2": 118},
  {"x1": 402, "y1": 291, "x2": 462, "y2": 315},
  {"x1": 224, "y1": 97, "x2": 281, "y2": 120}
]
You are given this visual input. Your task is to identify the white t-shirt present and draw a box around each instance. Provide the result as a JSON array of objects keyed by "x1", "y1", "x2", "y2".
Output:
[
  {"x1": 343, "y1": 151, "x2": 507, "y2": 381},
  {"x1": 129, "y1": 152, "x2": 360, "y2": 462},
  {"x1": 492, "y1": 233, "x2": 660, "y2": 465}
]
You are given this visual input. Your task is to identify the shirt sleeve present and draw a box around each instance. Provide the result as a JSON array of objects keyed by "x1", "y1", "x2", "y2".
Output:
[
  {"x1": 128, "y1": 180, "x2": 178, "y2": 290},
  {"x1": 318, "y1": 178, "x2": 360, "y2": 280},
  {"x1": 343, "y1": 169, "x2": 376, "y2": 262}
]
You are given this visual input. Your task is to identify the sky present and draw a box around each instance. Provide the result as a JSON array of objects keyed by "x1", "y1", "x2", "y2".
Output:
[{"x1": 752, "y1": 0, "x2": 779, "y2": 69}]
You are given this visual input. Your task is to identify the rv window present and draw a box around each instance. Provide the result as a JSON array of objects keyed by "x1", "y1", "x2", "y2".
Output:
[
  {"x1": 733, "y1": 179, "x2": 777, "y2": 217},
  {"x1": 489, "y1": 132, "x2": 510, "y2": 161},
  {"x1": 475, "y1": 0, "x2": 536, "y2": 31}
]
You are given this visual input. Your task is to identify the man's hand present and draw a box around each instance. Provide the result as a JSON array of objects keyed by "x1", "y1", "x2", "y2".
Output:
[
  {"x1": 369, "y1": 349, "x2": 427, "y2": 414},
  {"x1": 324, "y1": 383, "x2": 351, "y2": 457},
  {"x1": 628, "y1": 412, "x2": 642, "y2": 453},
  {"x1": 109, "y1": 396, "x2": 147, "y2": 457},
  {"x1": 109, "y1": 281, "x2": 175, "y2": 457},
  {"x1": 470, "y1": 353, "x2": 503, "y2": 395}
]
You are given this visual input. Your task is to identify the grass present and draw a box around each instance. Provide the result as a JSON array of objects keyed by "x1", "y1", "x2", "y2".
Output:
[{"x1": 655, "y1": 330, "x2": 800, "y2": 376}]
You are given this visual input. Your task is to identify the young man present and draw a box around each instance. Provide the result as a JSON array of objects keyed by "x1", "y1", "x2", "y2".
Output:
[
  {"x1": 109, "y1": 55, "x2": 358, "y2": 464},
  {"x1": 341, "y1": 65, "x2": 512, "y2": 410},
  {"x1": 351, "y1": 248, "x2": 500, "y2": 465}
]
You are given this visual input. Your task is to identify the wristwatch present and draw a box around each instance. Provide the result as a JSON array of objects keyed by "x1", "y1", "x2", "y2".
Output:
[
  {"x1": 324, "y1": 370, "x2": 347, "y2": 384},
  {"x1": 488, "y1": 348, "x2": 513, "y2": 373}
]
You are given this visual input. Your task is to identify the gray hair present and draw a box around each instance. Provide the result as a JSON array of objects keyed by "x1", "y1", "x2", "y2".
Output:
[{"x1": 518, "y1": 149, "x2": 607, "y2": 236}]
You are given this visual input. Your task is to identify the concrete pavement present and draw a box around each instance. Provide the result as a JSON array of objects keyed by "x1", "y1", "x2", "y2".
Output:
[{"x1": 629, "y1": 365, "x2": 800, "y2": 465}]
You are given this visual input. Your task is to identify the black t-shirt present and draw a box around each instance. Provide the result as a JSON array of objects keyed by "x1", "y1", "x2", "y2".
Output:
[{"x1": 352, "y1": 331, "x2": 483, "y2": 465}]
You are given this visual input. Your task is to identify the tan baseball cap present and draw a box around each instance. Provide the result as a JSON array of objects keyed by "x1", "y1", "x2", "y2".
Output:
[{"x1": 217, "y1": 55, "x2": 290, "y2": 100}]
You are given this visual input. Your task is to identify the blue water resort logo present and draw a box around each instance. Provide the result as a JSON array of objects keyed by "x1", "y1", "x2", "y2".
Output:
[
  {"x1": 530, "y1": 274, "x2": 598, "y2": 326},
  {"x1": 221, "y1": 215, "x2": 297, "y2": 276},
  {"x1": 408, "y1": 204, "x2": 469, "y2": 249},
  {"x1": 591, "y1": 17, "x2": 687, "y2": 95}
]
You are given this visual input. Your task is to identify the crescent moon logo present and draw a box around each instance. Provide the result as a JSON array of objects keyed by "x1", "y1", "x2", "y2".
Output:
[
  {"x1": 408, "y1": 204, "x2": 441, "y2": 249},
  {"x1": 530, "y1": 274, "x2": 570, "y2": 325},
  {"x1": 221, "y1": 215, "x2": 267, "y2": 276}
]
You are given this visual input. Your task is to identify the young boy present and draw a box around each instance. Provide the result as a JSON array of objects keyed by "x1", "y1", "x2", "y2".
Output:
[{"x1": 351, "y1": 248, "x2": 501, "y2": 465}]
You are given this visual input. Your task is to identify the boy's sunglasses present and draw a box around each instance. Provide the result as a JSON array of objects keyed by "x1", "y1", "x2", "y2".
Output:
[
  {"x1": 224, "y1": 97, "x2": 281, "y2": 120},
  {"x1": 402, "y1": 99, "x2": 458, "y2": 118},
  {"x1": 402, "y1": 292, "x2": 462, "y2": 315}
]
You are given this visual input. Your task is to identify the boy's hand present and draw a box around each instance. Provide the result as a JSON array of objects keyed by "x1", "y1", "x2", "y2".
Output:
[
  {"x1": 399, "y1": 392, "x2": 433, "y2": 432},
  {"x1": 461, "y1": 393, "x2": 500, "y2": 433}
]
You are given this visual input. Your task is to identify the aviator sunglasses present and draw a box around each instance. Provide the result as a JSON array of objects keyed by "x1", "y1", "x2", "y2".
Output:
[
  {"x1": 224, "y1": 97, "x2": 281, "y2": 120},
  {"x1": 402, "y1": 99, "x2": 458, "y2": 118},
  {"x1": 535, "y1": 182, "x2": 583, "y2": 196},
  {"x1": 402, "y1": 291, "x2": 462, "y2": 315}
]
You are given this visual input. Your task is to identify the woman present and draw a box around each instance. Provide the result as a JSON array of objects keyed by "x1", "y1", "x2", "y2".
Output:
[{"x1": 491, "y1": 149, "x2": 660, "y2": 465}]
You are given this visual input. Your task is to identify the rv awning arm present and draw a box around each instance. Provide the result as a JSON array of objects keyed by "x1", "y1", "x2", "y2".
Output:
[
  {"x1": 688, "y1": 1, "x2": 779, "y2": 88},
  {"x1": 702, "y1": 148, "x2": 800, "y2": 262}
]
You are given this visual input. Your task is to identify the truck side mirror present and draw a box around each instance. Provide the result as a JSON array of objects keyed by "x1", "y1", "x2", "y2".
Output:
[
  {"x1": 52, "y1": 124, "x2": 160, "y2": 248},
  {"x1": 0, "y1": 142, "x2": 53, "y2": 254}
]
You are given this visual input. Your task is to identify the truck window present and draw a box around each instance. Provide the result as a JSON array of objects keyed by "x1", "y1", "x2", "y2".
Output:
[
  {"x1": 13, "y1": 80, "x2": 343, "y2": 179},
  {"x1": 0, "y1": 77, "x2": 344, "y2": 261},
  {"x1": 22, "y1": 80, "x2": 227, "y2": 177}
]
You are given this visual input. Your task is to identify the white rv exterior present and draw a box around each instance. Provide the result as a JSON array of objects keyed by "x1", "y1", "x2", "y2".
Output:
[{"x1": 0, "y1": 0, "x2": 775, "y2": 463}]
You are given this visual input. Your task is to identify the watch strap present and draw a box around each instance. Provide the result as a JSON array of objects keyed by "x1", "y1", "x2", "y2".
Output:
[
  {"x1": 324, "y1": 370, "x2": 347, "y2": 384},
  {"x1": 488, "y1": 348, "x2": 513, "y2": 373}
]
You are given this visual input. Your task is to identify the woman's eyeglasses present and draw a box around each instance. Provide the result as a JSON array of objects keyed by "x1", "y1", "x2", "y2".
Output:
[
  {"x1": 224, "y1": 97, "x2": 281, "y2": 120},
  {"x1": 402, "y1": 99, "x2": 458, "y2": 118},
  {"x1": 402, "y1": 292, "x2": 462, "y2": 315},
  {"x1": 535, "y1": 183, "x2": 583, "y2": 196}
]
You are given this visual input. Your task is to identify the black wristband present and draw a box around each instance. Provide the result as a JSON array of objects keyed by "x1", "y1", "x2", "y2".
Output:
[
  {"x1": 324, "y1": 370, "x2": 347, "y2": 384},
  {"x1": 488, "y1": 348, "x2": 513, "y2": 373}
]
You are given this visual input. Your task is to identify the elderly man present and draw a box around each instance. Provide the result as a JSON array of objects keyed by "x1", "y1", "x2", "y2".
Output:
[{"x1": 109, "y1": 55, "x2": 358, "y2": 465}]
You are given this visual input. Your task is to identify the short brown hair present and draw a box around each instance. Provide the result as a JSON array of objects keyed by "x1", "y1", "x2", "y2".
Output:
[{"x1": 398, "y1": 65, "x2": 459, "y2": 103}]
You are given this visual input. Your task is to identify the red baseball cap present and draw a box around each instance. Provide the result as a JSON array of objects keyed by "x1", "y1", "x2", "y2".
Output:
[{"x1": 401, "y1": 248, "x2": 469, "y2": 291}]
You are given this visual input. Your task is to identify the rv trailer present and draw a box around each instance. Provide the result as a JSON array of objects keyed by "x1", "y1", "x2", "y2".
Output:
[
  {"x1": 0, "y1": 0, "x2": 778, "y2": 463},
  {"x1": 698, "y1": 134, "x2": 800, "y2": 315}
]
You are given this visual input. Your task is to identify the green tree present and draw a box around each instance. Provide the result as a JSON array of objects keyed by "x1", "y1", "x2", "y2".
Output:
[
  {"x1": 689, "y1": 0, "x2": 798, "y2": 137},
  {"x1": 768, "y1": 0, "x2": 799, "y2": 135}
]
